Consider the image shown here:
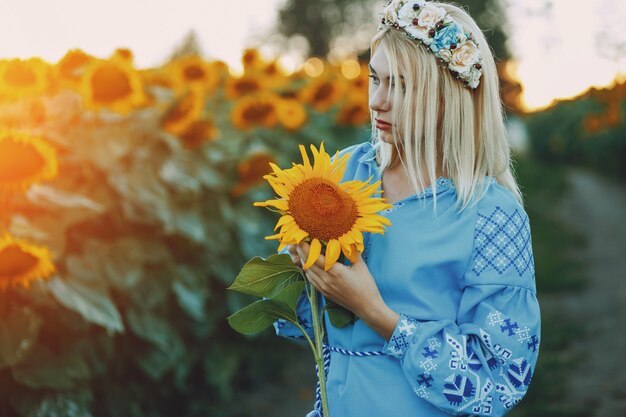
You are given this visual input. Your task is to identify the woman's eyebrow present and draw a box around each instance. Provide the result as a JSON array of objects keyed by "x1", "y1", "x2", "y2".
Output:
[{"x1": 368, "y1": 64, "x2": 404, "y2": 79}]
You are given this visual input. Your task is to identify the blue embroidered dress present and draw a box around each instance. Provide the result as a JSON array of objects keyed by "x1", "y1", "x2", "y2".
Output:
[{"x1": 274, "y1": 141, "x2": 541, "y2": 417}]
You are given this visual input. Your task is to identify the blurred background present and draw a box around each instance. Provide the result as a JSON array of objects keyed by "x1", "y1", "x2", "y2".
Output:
[{"x1": 0, "y1": 0, "x2": 624, "y2": 416}]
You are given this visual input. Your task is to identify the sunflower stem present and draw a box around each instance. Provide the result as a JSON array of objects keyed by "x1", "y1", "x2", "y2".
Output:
[{"x1": 308, "y1": 282, "x2": 330, "y2": 417}]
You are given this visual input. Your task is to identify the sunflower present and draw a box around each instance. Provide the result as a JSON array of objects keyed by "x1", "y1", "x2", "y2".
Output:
[
  {"x1": 0, "y1": 58, "x2": 50, "y2": 100},
  {"x1": 276, "y1": 98, "x2": 308, "y2": 131},
  {"x1": 299, "y1": 77, "x2": 345, "y2": 112},
  {"x1": 139, "y1": 68, "x2": 176, "y2": 90},
  {"x1": 230, "y1": 93, "x2": 280, "y2": 131},
  {"x1": 343, "y1": 63, "x2": 369, "y2": 97},
  {"x1": 80, "y1": 58, "x2": 146, "y2": 113},
  {"x1": 224, "y1": 75, "x2": 265, "y2": 100},
  {"x1": 54, "y1": 49, "x2": 94, "y2": 90},
  {"x1": 254, "y1": 142, "x2": 392, "y2": 271},
  {"x1": 231, "y1": 152, "x2": 275, "y2": 197},
  {"x1": 242, "y1": 48, "x2": 264, "y2": 74},
  {"x1": 336, "y1": 98, "x2": 370, "y2": 126},
  {"x1": 169, "y1": 55, "x2": 220, "y2": 94},
  {"x1": 111, "y1": 48, "x2": 134, "y2": 64},
  {"x1": 179, "y1": 119, "x2": 220, "y2": 149},
  {"x1": 0, "y1": 129, "x2": 58, "y2": 193},
  {"x1": 161, "y1": 88, "x2": 205, "y2": 135},
  {"x1": 0, "y1": 233, "x2": 55, "y2": 292}
]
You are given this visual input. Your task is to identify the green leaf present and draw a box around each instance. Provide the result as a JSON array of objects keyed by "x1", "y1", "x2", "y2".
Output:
[
  {"x1": 11, "y1": 346, "x2": 90, "y2": 389},
  {"x1": 227, "y1": 299, "x2": 295, "y2": 335},
  {"x1": 272, "y1": 281, "x2": 306, "y2": 312},
  {"x1": 0, "y1": 305, "x2": 42, "y2": 369},
  {"x1": 127, "y1": 307, "x2": 183, "y2": 353},
  {"x1": 227, "y1": 254, "x2": 303, "y2": 298},
  {"x1": 48, "y1": 276, "x2": 124, "y2": 333},
  {"x1": 326, "y1": 301, "x2": 356, "y2": 328}
]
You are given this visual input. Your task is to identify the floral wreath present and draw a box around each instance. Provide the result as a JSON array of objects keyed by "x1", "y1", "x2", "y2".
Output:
[{"x1": 378, "y1": 0, "x2": 484, "y2": 89}]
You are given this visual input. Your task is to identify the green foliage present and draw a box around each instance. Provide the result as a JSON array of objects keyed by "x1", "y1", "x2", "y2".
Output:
[
  {"x1": 524, "y1": 88, "x2": 626, "y2": 181},
  {"x1": 227, "y1": 254, "x2": 304, "y2": 298},
  {"x1": 275, "y1": 0, "x2": 510, "y2": 60},
  {"x1": 325, "y1": 301, "x2": 357, "y2": 328}
]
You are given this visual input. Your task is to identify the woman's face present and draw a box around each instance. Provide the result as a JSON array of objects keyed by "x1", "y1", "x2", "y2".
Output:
[{"x1": 368, "y1": 46, "x2": 405, "y2": 145}]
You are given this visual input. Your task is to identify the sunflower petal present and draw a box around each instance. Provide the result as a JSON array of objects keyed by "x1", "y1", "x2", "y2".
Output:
[
  {"x1": 293, "y1": 228, "x2": 309, "y2": 244},
  {"x1": 324, "y1": 239, "x2": 341, "y2": 271},
  {"x1": 299, "y1": 144, "x2": 312, "y2": 174},
  {"x1": 274, "y1": 215, "x2": 295, "y2": 231},
  {"x1": 303, "y1": 238, "x2": 322, "y2": 271}
]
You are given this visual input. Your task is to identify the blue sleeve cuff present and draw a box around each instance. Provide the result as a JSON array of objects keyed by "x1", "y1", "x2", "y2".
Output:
[
  {"x1": 273, "y1": 318, "x2": 311, "y2": 340},
  {"x1": 382, "y1": 314, "x2": 421, "y2": 359}
]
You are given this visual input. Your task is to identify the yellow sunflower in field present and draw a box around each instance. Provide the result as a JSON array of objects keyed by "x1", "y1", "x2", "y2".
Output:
[
  {"x1": 0, "y1": 129, "x2": 58, "y2": 193},
  {"x1": 80, "y1": 58, "x2": 145, "y2": 113},
  {"x1": 0, "y1": 233, "x2": 55, "y2": 292},
  {"x1": 179, "y1": 118, "x2": 220, "y2": 149},
  {"x1": 0, "y1": 58, "x2": 50, "y2": 100},
  {"x1": 224, "y1": 75, "x2": 265, "y2": 100},
  {"x1": 242, "y1": 48, "x2": 264, "y2": 74},
  {"x1": 276, "y1": 97, "x2": 308, "y2": 131},
  {"x1": 169, "y1": 55, "x2": 220, "y2": 94},
  {"x1": 231, "y1": 152, "x2": 275, "y2": 197},
  {"x1": 230, "y1": 93, "x2": 280, "y2": 130},
  {"x1": 299, "y1": 77, "x2": 345, "y2": 112},
  {"x1": 254, "y1": 142, "x2": 392, "y2": 271},
  {"x1": 55, "y1": 49, "x2": 94, "y2": 90},
  {"x1": 161, "y1": 88, "x2": 205, "y2": 135},
  {"x1": 111, "y1": 48, "x2": 134, "y2": 64},
  {"x1": 336, "y1": 98, "x2": 370, "y2": 126}
]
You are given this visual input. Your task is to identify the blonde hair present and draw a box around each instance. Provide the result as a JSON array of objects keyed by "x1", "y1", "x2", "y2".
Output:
[{"x1": 369, "y1": 1, "x2": 522, "y2": 213}]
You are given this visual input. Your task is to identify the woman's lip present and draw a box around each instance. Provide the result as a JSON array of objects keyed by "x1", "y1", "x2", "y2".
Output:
[
  {"x1": 375, "y1": 120, "x2": 391, "y2": 130},
  {"x1": 375, "y1": 118, "x2": 390, "y2": 125}
]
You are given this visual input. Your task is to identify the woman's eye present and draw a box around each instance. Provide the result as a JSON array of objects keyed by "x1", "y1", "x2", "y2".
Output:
[{"x1": 368, "y1": 74, "x2": 379, "y2": 83}]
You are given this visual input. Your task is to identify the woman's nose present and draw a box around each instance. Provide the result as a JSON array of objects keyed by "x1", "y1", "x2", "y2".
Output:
[{"x1": 369, "y1": 86, "x2": 391, "y2": 113}]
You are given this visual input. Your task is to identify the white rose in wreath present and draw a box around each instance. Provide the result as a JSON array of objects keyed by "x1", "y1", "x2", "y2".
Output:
[
  {"x1": 448, "y1": 40, "x2": 480, "y2": 75},
  {"x1": 398, "y1": 1, "x2": 437, "y2": 41}
]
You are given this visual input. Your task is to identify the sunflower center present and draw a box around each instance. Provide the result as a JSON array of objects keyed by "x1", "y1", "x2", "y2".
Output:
[
  {"x1": 238, "y1": 154, "x2": 273, "y2": 182},
  {"x1": 313, "y1": 83, "x2": 334, "y2": 102},
  {"x1": 165, "y1": 94, "x2": 195, "y2": 124},
  {"x1": 180, "y1": 120, "x2": 217, "y2": 148},
  {"x1": 4, "y1": 62, "x2": 36, "y2": 87},
  {"x1": 0, "y1": 245, "x2": 38, "y2": 277},
  {"x1": 183, "y1": 65, "x2": 206, "y2": 81},
  {"x1": 0, "y1": 139, "x2": 45, "y2": 182},
  {"x1": 235, "y1": 80, "x2": 261, "y2": 95},
  {"x1": 91, "y1": 63, "x2": 133, "y2": 103},
  {"x1": 289, "y1": 178, "x2": 358, "y2": 241},
  {"x1": 242, "y1": 103, "x2": 274, "y2": 123}
]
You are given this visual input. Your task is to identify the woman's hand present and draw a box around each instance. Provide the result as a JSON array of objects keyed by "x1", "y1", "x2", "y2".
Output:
[
  {"x1": 286, "y1": 244, "x2": 303, "y2": 268},
  {"x1": 293, "y1": 241, "x2": 400, "y2": 340},
  {"x1": 289, "y1": 242, "x2": 387, "y2": 321}
]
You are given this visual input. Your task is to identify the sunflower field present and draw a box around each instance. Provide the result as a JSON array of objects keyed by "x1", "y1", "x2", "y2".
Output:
[
  {"x1": 523, "y1": 79, "x2": 626, "y2": 181},
  {"x1": 0, "y1": 48, "x2": 372, "y2": 416}
]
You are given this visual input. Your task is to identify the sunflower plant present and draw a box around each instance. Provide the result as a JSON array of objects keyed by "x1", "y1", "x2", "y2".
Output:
[{"x1": 227, "y1": 142, "x2": 392, "y2": 417}]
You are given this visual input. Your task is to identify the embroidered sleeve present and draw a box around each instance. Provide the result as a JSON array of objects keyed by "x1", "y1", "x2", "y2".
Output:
[{"x1": 382, "y1": 203, "x2": 540, "y2": 416}]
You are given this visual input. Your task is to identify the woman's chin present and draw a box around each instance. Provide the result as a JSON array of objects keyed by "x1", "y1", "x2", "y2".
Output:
[{"x1": 378, "y1": 131, "x2": 394, "y2": 144}]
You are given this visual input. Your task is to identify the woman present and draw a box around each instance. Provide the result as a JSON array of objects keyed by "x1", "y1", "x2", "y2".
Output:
[{"x1": 275, "y1": 1, "x2": 540, "y2": 416}]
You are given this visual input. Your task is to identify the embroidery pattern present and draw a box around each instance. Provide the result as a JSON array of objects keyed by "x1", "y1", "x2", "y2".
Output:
[
  {"x1": 472, "y1": 206, "x2": 535, "y2": 278},
  {"x1": 385, "y1": 315, "x2": 420, "y2": 358}
]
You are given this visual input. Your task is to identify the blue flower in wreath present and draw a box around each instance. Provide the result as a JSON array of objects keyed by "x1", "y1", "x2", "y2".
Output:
[{"x1": 430, "y1": 23, "x2": 462, "y2": 53}]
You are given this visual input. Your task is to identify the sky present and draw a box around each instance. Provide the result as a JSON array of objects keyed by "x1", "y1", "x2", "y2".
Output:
[{"x1": 1, "y1": 0, "x2": 625, "y2": 110}]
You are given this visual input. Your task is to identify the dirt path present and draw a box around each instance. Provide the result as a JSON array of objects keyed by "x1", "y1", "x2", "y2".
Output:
[{"x1": 547, "y1": 168, "x2": 626, "y2": 416}]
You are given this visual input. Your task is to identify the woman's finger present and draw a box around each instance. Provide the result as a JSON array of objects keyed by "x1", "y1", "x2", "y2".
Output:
[
  {"x1": 287, "y1": 244, "x2": 301, "y2": 266},
  {"x1": 305, "y1": 270, "x2": 326, "y2": 294}
]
